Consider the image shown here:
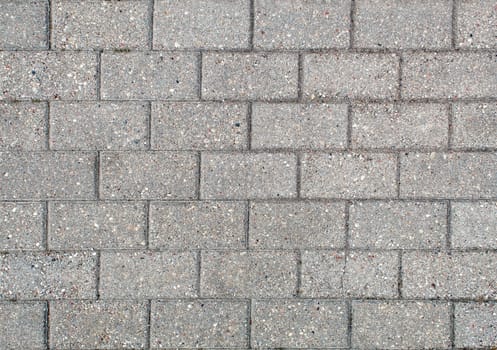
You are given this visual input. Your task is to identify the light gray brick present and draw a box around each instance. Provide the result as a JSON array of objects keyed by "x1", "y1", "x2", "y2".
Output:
[
  {"x1": 301, "y1": 153, "x2": 397, "y2": 199},
  {"x1": 201, "y1": 251, "x2": 297, "y2": 298},
  {"x1": 0, "y1": 252, "x2": 97, "y2": 299},
  {"x1": 0, "y1": 0, "x2": 47, "y2": 49},
  {"x1": 0, "y1": 302, "x2": 45, "y2": 349},
  {"x1": 149, "y1": 201, "x2": 246, "y2": 249},
  {"x1": 402, "y1": 53, "x2": 497, "y2": 99},
  {"x1": 101, "y1": 52, "x2": 198, "y2": 100},
  {"x1": 0, "y1": 51, "x2": 96, "y2": 100},
  {"x1": 352, "y1": 301, "x2": 451, "y2": 349},
  {"x1": 151, "y1": 102, "x2": 247, "y2": 150},
  {"x1": 201, "y1": 153, "x2": 297, "y2": 199},
  {"x1": 455, "y1": 302, "x2": 497, "y2": 348},
  {"x1": 354, "y1": 0, "x2": 452, "y2": 49},
  {"x1": 151, "y1": 300, "x2": 248, "y2": 348},
  {"x1": 452, "y1": 201, "x2": 497, "y2": 249},
  {"x1": 456, "y1": 0, "x2": 497, "y2": 48},
  {"x1": 349, "y1": 201, "x2": 447, "y2": 249},
  {"x1": 0, "y1": 202, "x2": 44, "y2": 250},
  {"x1": 254, "y1": 0, "x2": 350, "y2": 49},
  {"x1": 99, "y1": 251, "x2": 197, "y2": 298},
  {"x1": 453, "y1": 103, "x2": 497, "y2": 149},
  {"x1": 351, "y1": 103, "x2": 448, "y2": 149},
  {"x1": 0, "y1": 102, "x2": 47, "y2": 150},
  {"x1": 100, "y1": 151, "x2": 197, "y2": 200},
  {"x1": 0, "y1": 152, "x2": 95, "y2": 200},
  {"x1": 400, "y1": 152, "x2": 497, "y2": 198},
  {"x1": 48, "y1": 202, "x2": 146, "y2": 250},
  {"x1": 50, "y1": 301, "x2": 148, "y2": 350},
  {"x1": 252, "y1": 299, "x2": 348, "y2": 348},
  {"x1": 50, "y1": 102, "x2": 148, "y2": 150},
  {"x1": 303, "y1": 53, "x2": 399, "y2": 100},
  {"x1": 153, "y1": 0, "x2": 250, "y2": 49},
  {"x1": 252, "y1": 103, "x2": 348, "y2": 149},
  {"x1": 249, "y1": 201, "x2": 346, "y2": 249},
  {"x1": 202, "y1": 53, "x2": 299, "y2": 100}
]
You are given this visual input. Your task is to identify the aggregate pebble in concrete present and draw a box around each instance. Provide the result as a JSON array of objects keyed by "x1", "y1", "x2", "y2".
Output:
[
  {"x1": 451, "y1": 201, "x2": 497, "y2": 249},
  {"x1": 0, "y1": 202, "x2": 44, "y2": 250},
  {"x1": 452, "y1": 103, "x2": 497, "y2": 149},
  {"x1": 455, "y1": 302, "x2": 497, "y2": 348},
  {"x1": 456, "y1": 0, "x2": 497, "y2": 48},
  {"x1": 0, "y1": 102, "x2": 47, "y2": 150},
  {"x1": 0, "y1": 302, "x2": 45, "y2": 349}
]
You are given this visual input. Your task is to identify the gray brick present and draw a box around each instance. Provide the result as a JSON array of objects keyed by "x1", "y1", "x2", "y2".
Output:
[
  {"x1": 153, "y1": 0, "x2": 250, "y2": 49},
  {"x1": 50, "y1": 102, "x2": 149, "y2": 150},
  {"x1": 151, "y1": 102, "x2": 248, "y2": 150},
  {"x1": 352, "y1": 301, "x2": 451, "y2": 349},
  {"x1": 0, "y1": 152, "x2": 95, "y2": 200},
  {"x1": 149, "y1": 201, "x2": 246, "y2": 249},
  {"x1": 99, "y1": 251, "x2": 197, "y2": 298},
  {"x1": 453, "y1": 103, "x2": 497, "y2": 149},
  {"x1": 202, "y1": 53, "x2": 299, "y2": 100},
  {"x1": 0, "y1": 0, "x2": 47, "y2": 49},
  {"x1": 349, "y1": 201, "x2": 447, "y2": 249},
  {"x1": 252, "y1": 299, "x2": 348, "y2": 348},
  {"x1": 301, "y1": 153, "x2": 397, "y2": 199},
  {"x1": 303, "y1": 53, "x2": 399, "y2": 100},
  {"x1": 0, "y1": 202, "x2": 44, "y2": 250},
  {"x1": 151, "y1": 300, "x2": 248, "y2": 348},
  {"x1": 456, "y1": 0, "x2": 497, "y2": 48},
  {"x1": 101, "y1": 52, "x2": 198, "y2": 100},
  {"x1": 201, "y1": 153, "x2": 297, "y2": 199},
  {"x1": 0, "y1": 51, "x2": 96, "y2": 100},
  {"x1": 354, "y1": 0, "x2": 452, "y2": 49},
  {"x1": 254, "y1": 0, "x2": 350, "y2": 49},
  {"x1": 50, "y1": 300, "x2": 148, "y2": 350},
  {"x1": 252, "y1": 103, "x2": 348, "y2": 149},
  {"x1": 100, "y1": 151, "x2": 197, "y2": 200},
  {"x1": 400, "y1": 152, "x2": 497, "y2": 198},
  {"x1": 0, "y1": 102, "x2": 47, "y2": 150},
  {"x1": 452, "y1": 201, "x2": 497, "y2": 249},
  {"x1": 48, "y1": 202, "x2": 146, "y2": 250},
  {"x1": 249, "y1": 201, "x2": 346, "y2": 249},
  {"x1": 201, "y1": 251, "x2": 297, "y2": 298},
  {"x1": 455, "y1": 302, "x2": 497, "y2": 348},
  {"x1": 0, "y1": 252, "x2": 96, "y2": 299},
  {"x1": 351, "y1": 103, "x2": 448, "y2": 149},
  {"x1": 0, "y1": 302, "x2": 45, "y2": 349},
  {"x1": 402, "y1": 53, "x2": 497, "y2": 99}
]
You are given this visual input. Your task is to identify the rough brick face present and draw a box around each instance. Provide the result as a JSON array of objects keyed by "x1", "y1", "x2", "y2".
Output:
[
  {"x1": 452, "y1": 103, "x2": 497, "y2": 149},
  {"x1": 0, "y1": 102, "x2": 47, "y2": 150},
  {"x1": 451, "y1": 201, "x2": 497, "y2": 249},
  {"x1": 0, "y1": 302, "x2": 45, "y2": 349},
  {"x1": 455, "y1": 302, "x2": 497, "y2": 348},
  {"x1": 0, "y1": 202, "x2": 44, "y2": 250},
  {"x1": 456, "y1": 0, "x2": 497, "y2": 49},
  {"x1": 0, "y1": 1, "x2": 47, "y2": 49}
]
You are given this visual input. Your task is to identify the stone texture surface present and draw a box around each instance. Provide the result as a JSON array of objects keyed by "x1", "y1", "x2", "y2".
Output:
[
  {"x1": 0, "y1": 102, "x2": 47, "y2": 150},
  {"x1": 0, "y1": 202, "x2": 44, "y2": 250},
  {"x1": 452, "y1": 103, "x2": 497, "y2": 149},
  {"x1": 451, "y1": 201, "x2": 497, "y2": 249},
  {"x1": 456, "y1": 0, "x2": 497, "y2": 49},
  {"x1": 0, "y1": 302, "x2": 45, "y2": 349},
  {"x1": 0, "y1": 1, "x2": 47, "y2": 49},
  {"x1": 455, "y1": 302, "x2": 497, "y2": 348}
]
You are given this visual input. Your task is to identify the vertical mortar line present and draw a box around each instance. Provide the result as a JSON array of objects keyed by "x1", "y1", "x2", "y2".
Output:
[
  {"x1": 146, "y1": 299, "x2": 152, "y2": 350},
  {"x1": 342, "y1": 201, "x2": 351, "y2": 297},
  {"x1": 147, "y1": 101, "x2": 153, "y2": 150},
  {"x1": 446, "y1": 200, "x2": 452, "y2": 252},
  {"x1": 43, "y1": 201, "x2": 49, "y2": 250},
  {"x1": 148, "y1": 0, "x2": 155, "y2": 50},
  {"x1": 447, "y1": 103, "x2": 453, "y2": 150},
  {"x1": 45, "y1": 101, "x2": 51, "y2": 150},
  {"x1": 449, "y1": 301, "x2": 456, "y2": 349},
  {"x1": 95, "y1": 250, "x2": 101, "y2": 299},
  {"x1": 397, "y1": 53, "x2": 403, "y2": 100},
  {"x1": 197, "y1": 51, "x2": 203, "y2": 99},
  {"x1": 451, "y1": 0, "x2": 458, "y2": 49},
  {"x1": 295, "y1": 249, "x2": 302, "y2": 297},
  {"x1": 47, "y1": 0, "x2": 52, "y2": 50},
  {"x1": 247, "y1": 299, "x2": 252, "y2": 348},
  {"x1": 247, "y1": 102, "x2": 252, "y2": 150},
  {"x1": 45, "y1": 300, "x2": 50, "y2": 350},
  {"x1": 296, "y1": 153, "x2": 301, "y2": 198},
  {"x1": 349, "y1": 0, "x2": 356, "y2": 48},
  {"x1": 196, "y1": 151, "x2": 202, "y2": 200},
  {"x1": 347, "y1": 299, "x2": 353, "y2": 348},
  {"x1": 196, "y1": 250, "x2": 202, "y2": 297},
  {"x1": 249, "y1": 0, "x2": 255, "y2": 50},
  {"x1": 396, "y1": 152, "x2": 401, "y2": 198},
  {"x1": 145, "y1": 200, "x2": 151, "y2": 249},
  {"x1": 297, "y1": 52, "x2": 304, "y2": 102},
  {"x1": 95, "y1": 151, "x2": 100, "y2": 200},
  {"x1": 346, "y1": 103, "x2": 353, "y2": 149},
  {"x1": 96, "y1": 51, "x2": 102, "y2": 100},
  {"x1": 397, "y1": 250, "x2": 403, "y2": 298},
  {"x1": 244, "y1": 200, "x2": 250, "y2": 249}
]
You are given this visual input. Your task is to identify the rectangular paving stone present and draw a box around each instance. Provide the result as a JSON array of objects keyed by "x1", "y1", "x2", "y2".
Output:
[
  {"x1": 50, "y1": 300, "x2": 148, "y2": 350},
  {"x1": 252, "y1": 103, "x2": 348, "y2": 149},
  {"x1": 351, "y1": 103, "x2": 448, "y2": 149},
  {"x1": 149, "y1": 201, "x2": 246, "y2": 249},
  {"x1": 452, "y1": 103, "x2": 497, "y2": 149},
  {"x1": 400, "y1": 152, "x2": 497, "y2": 198},
  {"x1": 252, "y1": 299, "x2": 348, "y2": 348},
  {"x1": 0, "y1": 302, "x2": 45, "y2": 349},
  {"x1": 100, "y1": 151, "x2": 197, "y2": 200},
  {"x1": 451, "y1": 201, "x2": 497, "y2": 249},
  {"x1": 254, "y1": 0, "x2": 350, "y2": 49},
  {"x1": 99, "y1": 251, "x2": 197, "y2": 298},
  {"x1": 249, "y1": 201, "x2": 346, "y2": 249},
  {"x1": 456, "y1": 0, "x2": 497, "y2": 48},
  {"x1": 202, "y1": 53, "x2": 299, "y2": 100},
  {"x1": 303, "y1": 53, "x2": 399, "y2": 100},
  {"x1": 153, "y1": 0, "x2": 250, "y2": 49},
  {"x1": 0, "y1": 51, "x2": 97, "y2": 100},
  {"x1": 352, "y1": 301, "x2": 451, "y2": 349},
  {"x1": 151, "y1": 300, "x2": 248, "y2": 348},
  {"x1": 0, "y1": 152, "x2": 95, "y2": 200},
  {"x1": 151, "y1": 102, "x2": 248, "y2": 150},
  {"x1": 349, "y1": 201, "x2": 447, "y2": 249},
  {"x1": 50, "y1": 101, "x2": 149, "y2": 150},
  {"x1": 101, "y1": 52, "x2": 198, "y2": 100},
  {"x1": 0, "y1": 202, "x2": 44, "y2": 250},
  {"x1": 354, "y1": 0, "x2": 451, "y2": 49},
  {"x1": 201, "y1": 152, "x2": 297, "y2": 199},
  {"x1": 52, "y1": 0, "x2": 148, "y2": 49},
  {"x1": 301, "y1": 153, "x2": 397, "y2": 198},
  {"x1": 48, "y1": 202, "x2": 146, "y2": 250},
  {"x1": 0, "y1": 252, "x2": 97, "y2": 299},
  {"x1": 0, "y1": 102, "x2": 47, "y2": 150},
  {"x1": 402, "y1": 53, "x2": 497, "y2": 99},
  {"x1": 200, "y1": 251, "x2": 297, "y2": 298},
  {"x1": 455, "y1": 302, "x2": 497, "y2": 348}
]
